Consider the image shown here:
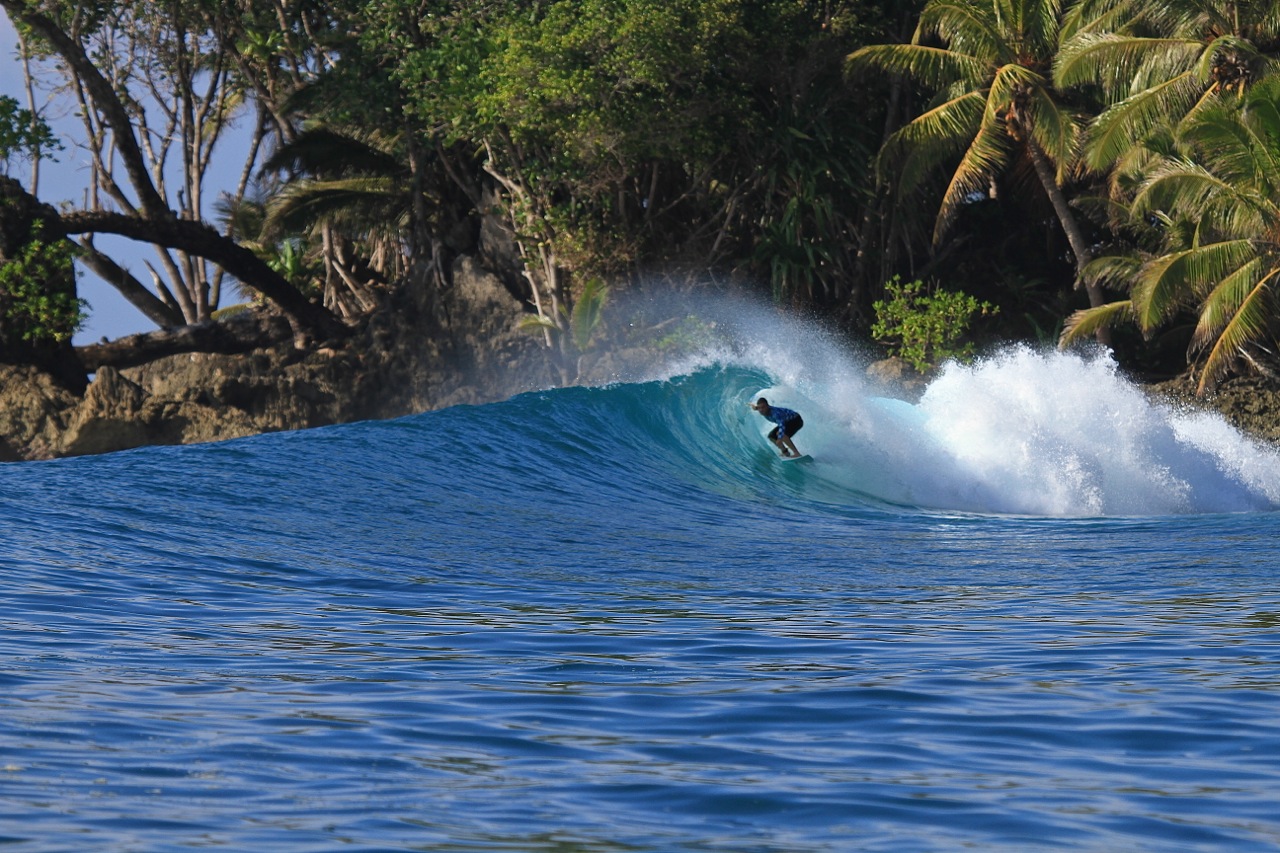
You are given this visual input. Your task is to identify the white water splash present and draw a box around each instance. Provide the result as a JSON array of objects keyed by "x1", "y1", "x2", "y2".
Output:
[
  {"x1": 766, "y1": 347, "x2": 1280, "y2": 516},
  {"x1": 602, "y1": 292, "x2": 1279, "y2": 516}
]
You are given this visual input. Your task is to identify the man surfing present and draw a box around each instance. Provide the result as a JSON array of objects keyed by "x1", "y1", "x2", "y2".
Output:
[{"x1": 751, "y1": 397, "x2": 804, "y2": 458}]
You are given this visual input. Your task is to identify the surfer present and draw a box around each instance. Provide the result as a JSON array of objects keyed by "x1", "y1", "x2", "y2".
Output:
[{"x1": 751, "y1": 398, "x2": 804, "y2": 458}]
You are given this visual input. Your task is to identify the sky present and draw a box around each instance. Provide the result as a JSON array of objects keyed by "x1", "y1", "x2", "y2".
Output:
[{"x1": 1, "y1": 13, "x2": 246, "y2": 345}]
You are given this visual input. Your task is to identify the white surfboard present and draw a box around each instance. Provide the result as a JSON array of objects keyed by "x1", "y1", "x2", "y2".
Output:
[{"x1": 779, "y1": 453, "x2": 812, "y2": 463}]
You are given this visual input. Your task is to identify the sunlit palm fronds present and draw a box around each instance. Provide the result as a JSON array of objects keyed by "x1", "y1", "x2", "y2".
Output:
[{"x1": 1059, "y1": 299, "x2": 1134, "y2": 346}]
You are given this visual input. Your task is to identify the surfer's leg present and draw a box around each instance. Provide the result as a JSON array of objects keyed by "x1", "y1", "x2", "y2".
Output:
[
  {"x1": 780, "y1": 418, "x2": 802, "y2": 456},
  {"x1": 767, "y1": 426, "x2": 790, "y2": 456}
]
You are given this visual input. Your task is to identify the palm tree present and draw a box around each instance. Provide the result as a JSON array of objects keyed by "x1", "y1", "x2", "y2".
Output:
[
  {"x1": 1055, "y1": 0, "x2": 1280, "y2": 172},
  {"x1": 847, "y1": 0, "x2": 1109, "y2": 313},
  {"x1": 1060, "y1": 77, "x2": 1280, "y2": 392},
  {"x1": 259, "y1": 126, "x2": 417, "y2": 317}
]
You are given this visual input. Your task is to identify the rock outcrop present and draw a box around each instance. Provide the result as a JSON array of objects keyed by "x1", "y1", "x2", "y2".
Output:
[{"x1": 1, "y1": 254, "x2": 552, "y2": 461}]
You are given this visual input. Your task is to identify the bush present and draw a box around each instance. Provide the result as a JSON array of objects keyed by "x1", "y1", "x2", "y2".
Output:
[
  {"x1": 871, "y1": 276, "x2": 996, "y2": 372},
  {"x1": 0, "y1": 223, "x2": 86, "y2": 345}
]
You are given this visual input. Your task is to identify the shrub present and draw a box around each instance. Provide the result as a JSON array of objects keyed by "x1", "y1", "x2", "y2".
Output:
[
  {"x1": 871, "y1": 276, "x2": 996, "y2": 372},
  {"x1": 0, "y1": 223, "x2": 86, "y2": 345}
]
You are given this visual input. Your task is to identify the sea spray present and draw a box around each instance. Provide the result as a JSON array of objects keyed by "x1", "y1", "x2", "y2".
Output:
[{"x1": 738, "y1": 346, "x2": 1280, "y2": 516}]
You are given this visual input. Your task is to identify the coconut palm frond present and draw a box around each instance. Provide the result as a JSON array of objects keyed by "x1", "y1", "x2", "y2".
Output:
[
  {"x1": 1190, "y1": 258, "x2": 1272, "y2": 351},
  {"x1": 1055, "y1": 34, "x2": 1199, "y2": 94},
  {"x1": 881, "y1": 90, "x2": 987, "y2": 194},
  {"x1": 846, "y1": 43, "x2": 986, "y2": 90},
  {"x1": 569, "y1": 277, "x2": 609, "y2": 353},
  {"x1": 1131, "y1": 159, "x2": 1229, "y2": 220},
  {"x1": 1081, "y1": 253, "x2": 1144, "y2": 291},
  {"x1": 1195, "y1": 269, "x2": 1278, "y2": 393},
  {"x1": 985, "y1": 0, "x2": 1059, "y2": 59},
  {"x1": 1084, "y1": 70, "x2": 1201, "y2": 170},
  {"x1": 1133, "y1": 239, "x2": 1256, "y2": 330},
  {"x1": 1059, "y1": 300, "x2": 1135, "y2": 347},
  {"x1": 1180, "y1": 110, "x2": 1270, "y2": 186},
  {"x1": 263, "y1": 177, "x2": 412, "y2": 239},
  {"x1": 1060, "y1": 0, "x2": 1139, "y2": 42},
  {"x1": 263, "y1": 126, "x2": 406, "y2": 180},
  {"x1": 933, "y1": 115, "x2": 1014, "y2": 243},
  {"x1": 916, "y1": 1, "x2": 1002, "y2": 60}
]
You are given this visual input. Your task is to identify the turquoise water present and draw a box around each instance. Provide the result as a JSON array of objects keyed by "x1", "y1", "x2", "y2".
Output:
[{"x1": 3, "y1": 334, "x2": 1280, "y2": 851}]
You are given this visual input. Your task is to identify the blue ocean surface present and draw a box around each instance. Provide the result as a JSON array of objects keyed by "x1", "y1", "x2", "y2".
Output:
[{"x1": 3, "y1": 328, "x2": 1280, "y2": 851}]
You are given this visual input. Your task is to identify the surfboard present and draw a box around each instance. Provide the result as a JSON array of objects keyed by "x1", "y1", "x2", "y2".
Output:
[{"x1": 779, "y1": 453, "x2": 812, "y2": 463}]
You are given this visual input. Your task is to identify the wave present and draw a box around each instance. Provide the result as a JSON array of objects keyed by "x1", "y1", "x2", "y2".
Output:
[
  {"x1": 433, "y1": 337, "x2": 1280, "y2": 518},
  {"x1": 12, "y1": 295, "x2": 1279, "y2": 520}
]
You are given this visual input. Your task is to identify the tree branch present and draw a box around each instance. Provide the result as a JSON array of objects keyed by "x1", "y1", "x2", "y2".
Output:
[
  {"x1": 75, "y1": 311, "x2": 293, "y2": 371},
  {"x1": 55, "y1": 210, "x2": 345, "y2": 343}
]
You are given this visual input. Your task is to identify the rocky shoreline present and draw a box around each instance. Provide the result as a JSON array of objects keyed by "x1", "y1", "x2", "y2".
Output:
[{"x1": 1, "y1": 256, "x2": 556, "y2": 462}]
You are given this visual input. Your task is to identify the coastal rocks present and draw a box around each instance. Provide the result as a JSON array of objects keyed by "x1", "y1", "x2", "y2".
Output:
[
  {"x1": 865, "y1": 356, "x2": 930, "y2": 400},
  {"x1": 1, "y1": 251, "x2": 552, "y2": 460},
  {"x1": 1149, "y1": 372, "x2": 1280, "y2": 443},
  {"x1": 57, "y1": 366, "x2": 261, "y2": 457},
  {"x1": 0, "y1": 364, "x2": 77, "y2": 460}
]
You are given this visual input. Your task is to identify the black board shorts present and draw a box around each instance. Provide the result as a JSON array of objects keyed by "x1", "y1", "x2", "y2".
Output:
[{"x1": 768, "y1": 416, "x2": 803, "y2": 442}]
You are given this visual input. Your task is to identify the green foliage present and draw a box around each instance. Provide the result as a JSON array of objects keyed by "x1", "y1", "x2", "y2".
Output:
[
  {"x1": 519, "y1": 277, "x2": 611, "y2": 353},
  {"x1": 378, "y1": 0, "x2": 893, "y2": 302},
  {"x1": 0, "y1": 95, "x2": 61, "y2": 173},
  {"x1": 0, "y1": 224, "x2": 86, "y2": 345},
  {"x1": 1061, "y1": 77, "x2": 1280, "y2": 392},
  {"x1": 871, "y1": 276, "x2": 996, "y2": 372},
  {"x1": 848, "y1": 0, "x2": 1084, "y2": 246}
]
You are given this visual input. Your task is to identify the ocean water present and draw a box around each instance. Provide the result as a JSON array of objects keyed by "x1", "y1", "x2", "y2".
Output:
[{"x1": 3, "y1": 312, "x2": 1280, "y2": 851}]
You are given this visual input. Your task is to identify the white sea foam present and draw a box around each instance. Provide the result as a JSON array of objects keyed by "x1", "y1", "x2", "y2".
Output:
[{"x1": 784, "y1": 346, "x2": 1280, "y2": 516}]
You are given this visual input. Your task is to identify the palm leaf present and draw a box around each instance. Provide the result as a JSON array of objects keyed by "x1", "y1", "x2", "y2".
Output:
[
  {"x1": 1180, "y1": 107, "x2": 1272, "y2": 186},
  {"x1": 1081, "y1": 253, "x2": 1144, "y2": 292},
  {"x1": 569, "y1": 277, "x2": 609, "y2": 353},
  {"x1": 933, "y1": 112, "x2": 1014, "y2": 242},
  {"x1": 846, "y1": 43, "x2": 986, "y2": 90},
  {"x1": 1132, "y1": 239, "x2": 1256, "y2": 330},
  {"x1": 1059, "y1": 300, "x2": 1135, "y2": 347},
  {"x1": 1059, "y1": 0, "x2": 1139, "y2": 43},
  {"x1": 1010, "y1": 0, "x2": 1065, "y2": 59},
  {"x1": 1195, "y1": 265, "x2": 1279, "y2": 393},
  {"x1": 1084, "y1": 70, "x2": 1202, "y2": 170},
  {"x1": 1131, "y1": 159, "x2": 1233, "y2": 222},
  {"x1": 882, "y1": 89, "x2": 987, "y2": 194},
  {"x1": 1131, "y1": 242, "x2": 1249, "y2": 333},
  {"x1": 1189, "y1": 257, "x2": 1269, "y2": 350},
  {"x1": 263, "y1": 127, "x2": 406, "y2": 180},
  {"x1": 1054, "y1": 34, "x2": 1201, "y2": 96},
  {"x1": 916, "y1": 1, "x2": 1003, "y2": 62},
  {"x1": 263, "y1": 177, "x2": 412, "y2": 238}
]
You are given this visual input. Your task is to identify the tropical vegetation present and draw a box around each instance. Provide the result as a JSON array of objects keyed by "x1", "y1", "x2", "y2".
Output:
[{"x1": 1, "y1": 0, "x2": 1279, "y2": 393}]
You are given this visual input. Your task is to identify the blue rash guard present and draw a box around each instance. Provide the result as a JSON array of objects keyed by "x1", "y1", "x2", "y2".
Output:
[{"x1": 762, "y1": 406, "x2": 801, "y2": 438}]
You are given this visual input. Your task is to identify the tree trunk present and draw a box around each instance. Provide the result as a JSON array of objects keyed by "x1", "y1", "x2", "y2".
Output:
[
  {"x1": 77, "y1": 239, "x2": 185, "y2": 329},
  {"x1": 1025, "y1": 138, "x2": 1110, "y2": 345}
]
